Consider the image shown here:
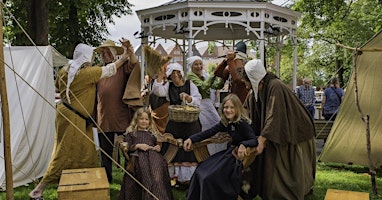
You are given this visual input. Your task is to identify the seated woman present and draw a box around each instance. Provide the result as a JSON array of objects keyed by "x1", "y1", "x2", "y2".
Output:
[
  {"x1": 183, "y1": 94, "x2": 258, "y2": 200},
  {"x1": 186, "y1": 56, "x2": 226, "y2": 155},
  {"x1": 151, "y1": 63, "x2": 202, "y2": 184},
  {"x1": 119, "y1": 107, "x2": 173, "y2": 200}
]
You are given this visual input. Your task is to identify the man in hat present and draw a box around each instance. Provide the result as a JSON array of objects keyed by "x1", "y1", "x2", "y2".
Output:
[
  {"x1": 241, "y1": 59, "x2": 316, "y2": 200},
  {"x1": 95, "y1": 39, "x2": 140, "y2": 183},
  {"x1": 214, "y1": 41, "x2": 249, "y2": 103}
]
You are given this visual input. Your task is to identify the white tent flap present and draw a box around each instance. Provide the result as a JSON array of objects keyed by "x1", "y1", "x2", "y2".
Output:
[{"x1": 0, "y1": 46, "x2": 65, "y2": 189}]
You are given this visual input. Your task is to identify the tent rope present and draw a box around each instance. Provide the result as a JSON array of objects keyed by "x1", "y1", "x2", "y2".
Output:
[{"x1": 1, "y1": 3, "x2": 159, "y2": 199}]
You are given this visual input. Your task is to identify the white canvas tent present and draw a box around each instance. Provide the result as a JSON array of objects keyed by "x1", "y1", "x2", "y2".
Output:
[
  {"x1": 318, "y1": 31, "x2": 382, "y2": 167},
  {"x1": 0, "y1": 46, "x2": 68, "y2": 189}
]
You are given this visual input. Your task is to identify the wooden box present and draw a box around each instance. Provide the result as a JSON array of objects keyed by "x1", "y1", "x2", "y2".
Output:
[
  {"x1": 57, "y1": 168, "x2": 110, "y2": 200},
  {"x1": 324, "y1": 189, "x2": 369, "y2": 200}
]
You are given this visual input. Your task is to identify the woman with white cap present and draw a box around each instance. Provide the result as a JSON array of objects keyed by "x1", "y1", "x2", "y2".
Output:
[
  {"x1": 241, "y1": 59, "x2": 316, "y2": 200},
  {"x1": 29, "y1": 40, "x2": 132, "y2": 200},
  {"x1": 151, "y1": 62, "x2": 202, "y2": 185},
  {"x1": 186, "y1": 56, "x2": 226, "y2": 155}
]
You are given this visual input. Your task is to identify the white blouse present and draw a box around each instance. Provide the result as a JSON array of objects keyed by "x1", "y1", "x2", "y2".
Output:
[{"x1": 151, "y1": 79, "x2": 201, "y2": 107}]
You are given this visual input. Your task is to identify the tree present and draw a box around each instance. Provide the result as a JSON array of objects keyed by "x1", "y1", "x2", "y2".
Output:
[
  {"x1": 4, "y1": 0, "x2": 133, "y2": 57},
  {"x1": 291, "y1": 0, "x2": 382, "y2": 87}
]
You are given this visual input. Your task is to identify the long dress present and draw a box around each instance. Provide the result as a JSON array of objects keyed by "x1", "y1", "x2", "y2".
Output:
[
  {"x1": 119, "y1": 130, "x2": 173, "y2": 200},
  {"x1": 151, "y1": 79, "x2": 202, "y2": 182},
  {"x1": 165, "y1": 80, "x2": 201, "y2": 182},
  {"x1": 41, "y1": 67, "x2": 101, "y2": 184},
  {"x1": 187, "y1": 120, "x2": 258, "y2": 200},
  {"x1": 243, "y1": 73, "x2": 316, "y2": 200}
]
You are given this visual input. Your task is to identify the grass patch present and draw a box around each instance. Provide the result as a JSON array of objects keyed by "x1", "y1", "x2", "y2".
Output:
[{"x1": 1, "y1": 162, "x2": 381, "y2": 200}]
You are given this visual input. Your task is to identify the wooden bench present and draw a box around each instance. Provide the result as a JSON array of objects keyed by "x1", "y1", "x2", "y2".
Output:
[
  {"x1": 324, "y1": 189, "x2": 369, "y2": 200},
  {"x1": 315, "y1": 120, "x2": 334, "y2": 140}
]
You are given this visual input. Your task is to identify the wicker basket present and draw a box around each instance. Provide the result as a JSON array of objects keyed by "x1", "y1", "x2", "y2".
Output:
[{"x1": 168, "y1": 105, "x2": 200, "y2": 123}]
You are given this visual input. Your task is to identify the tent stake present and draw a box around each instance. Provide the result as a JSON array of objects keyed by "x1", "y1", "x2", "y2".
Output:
[
  {"x1": 0, "y1": 1, "x2": 15, "y2": 199},
  {"x1": 352, "y1": 49, "x2": 378, "y2": 195}
]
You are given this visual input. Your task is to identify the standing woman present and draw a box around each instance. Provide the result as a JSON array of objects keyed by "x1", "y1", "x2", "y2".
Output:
[
  {"x1": 29, "y1": 41, "x2": 131, "y2": 199},
  {"x1": 186, "y1": 56, "x2": 225, "y2": 155},
  {"x1": 151, "y1": 63, "x2": 202, "y2": 184}
]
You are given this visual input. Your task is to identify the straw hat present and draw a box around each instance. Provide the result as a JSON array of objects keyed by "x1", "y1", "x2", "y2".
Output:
[{"x1": 95, "y1": 39, "x2": 124, "y2": 55}]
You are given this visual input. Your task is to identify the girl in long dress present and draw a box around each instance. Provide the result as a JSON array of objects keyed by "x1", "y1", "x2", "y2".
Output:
[
  {"x1": 183, "y1": 94, "x2": 258, "y2": 200},
  {"x1": 119, "y1": 107, "x2": 173, "y2": 200}
]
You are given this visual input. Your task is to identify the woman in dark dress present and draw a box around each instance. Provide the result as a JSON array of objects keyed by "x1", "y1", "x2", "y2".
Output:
[
  {"x1": 151, "y1": 63, "x2": 202, "y2": 184},
  {"x1": 183, "y1": 94, "x2": 258, "y2": 200},
  {"x1": 119, "y1": 107, "x2": 173, "y2": 200}
]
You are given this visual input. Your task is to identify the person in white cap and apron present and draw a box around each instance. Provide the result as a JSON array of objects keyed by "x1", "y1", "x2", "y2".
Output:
[{"x1": 151, "y1": 62, "x2": 202, "y2": 185}]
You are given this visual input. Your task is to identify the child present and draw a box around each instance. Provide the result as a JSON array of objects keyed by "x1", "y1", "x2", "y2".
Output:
[
  {"x1": 183, "y1": 94, "x2": 258, "y2": 200},
  {"x1": 119, "y1": 107, "x2": 174, "y2": 200}
]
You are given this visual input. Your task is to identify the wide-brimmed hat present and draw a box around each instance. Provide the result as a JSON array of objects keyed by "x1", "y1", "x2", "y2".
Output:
[{"x1": 95, "y1": 39, "x2": 124, "y2": 55}]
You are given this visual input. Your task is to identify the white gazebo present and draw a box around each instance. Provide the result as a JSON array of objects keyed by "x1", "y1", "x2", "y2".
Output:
[{"x1": 136, "y1": 0, "x2": 301, "y2": 89}]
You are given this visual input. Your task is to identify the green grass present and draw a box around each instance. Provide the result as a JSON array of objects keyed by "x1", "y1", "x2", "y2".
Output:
[{"x1": 1, "y1": 162, "x2": 382, "y2": 200}]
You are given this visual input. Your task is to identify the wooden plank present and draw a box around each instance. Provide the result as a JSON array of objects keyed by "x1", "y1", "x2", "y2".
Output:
[
  {"x1": 58, "y1": 168, "x2": 110, "y2": 200},
  {"x1": 315, "y1": 120, "x2": 333, "y2": 139},
  {"x1": 324, "y1": 189, "x2": 369, "y2": 200}
]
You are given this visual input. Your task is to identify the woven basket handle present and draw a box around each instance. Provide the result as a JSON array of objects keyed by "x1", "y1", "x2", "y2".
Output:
[{"x1": 182, "y1": 95, "x2": 186, "y2": 106}]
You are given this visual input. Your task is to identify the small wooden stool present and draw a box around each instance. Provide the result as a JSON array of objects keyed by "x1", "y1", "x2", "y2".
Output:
[
  {"x1": 324, "y1": 189, "x2": 369, "y2": 200},
  {"x1": 57, "y1": 168, "x2": 110, "y2": 200}
]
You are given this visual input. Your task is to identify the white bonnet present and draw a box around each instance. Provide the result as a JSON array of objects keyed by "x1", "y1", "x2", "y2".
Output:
[
  {"x1": 66, "y1": 43, "x2": 94, "y2": 103},
  {"x1": 244, "y1": 59, "x2": 266, "y2": 101},
  {"x1": 186, "y1": 56, "x2": 202, "y2": 70},
  {"x1": 166, "y1": 63, "x2": 184, "y2": 78}
]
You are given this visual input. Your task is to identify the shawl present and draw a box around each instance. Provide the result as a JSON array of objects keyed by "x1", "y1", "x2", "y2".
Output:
[{"x1": 254, "y1": 73, "x2": 315, "y2": 144}]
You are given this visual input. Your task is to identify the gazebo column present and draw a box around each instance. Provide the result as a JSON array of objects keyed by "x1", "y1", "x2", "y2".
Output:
[
  {"x1": 275, "y1": 36, "x2": 281, "y2": 77},
  {"x1": 186, "y1": 25, "x2": 193, "y2": 73},
  {"x1": 292, "y1": 37, "x2": 297, "y2": 92},
  {"x1": 141, "y1": 36, "x2": 148, "y2": 90},
  {"x1": 260, "y1": 20, "x2": 265, "y2": 65}
]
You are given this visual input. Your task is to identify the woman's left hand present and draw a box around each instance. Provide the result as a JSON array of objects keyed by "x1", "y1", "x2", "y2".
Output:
[
  {"x1": 237, "y1": 144, "x2": 247, "y2": 160},
  {"x1": 179, "y1": 92, "x2": 191, "y2": 103},
  {"x1": 152, "y1": 145, "x2": 161, "y2": 152}
]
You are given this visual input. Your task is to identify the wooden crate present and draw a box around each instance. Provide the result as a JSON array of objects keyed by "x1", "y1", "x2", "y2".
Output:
[
  {"x1": 324, "y1": 189, "x2": 369, "y2": 200},
  {"x1": 57, "y1": 168, "x2": 110, "y2": 200}
]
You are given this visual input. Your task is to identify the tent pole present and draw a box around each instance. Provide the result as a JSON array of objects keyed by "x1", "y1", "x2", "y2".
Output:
[{"x1": 0, "y1": 1, "x2": 15, "y2": 199}]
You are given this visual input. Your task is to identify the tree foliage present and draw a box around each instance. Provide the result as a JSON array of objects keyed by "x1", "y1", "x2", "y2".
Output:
[
  {"x1": 291, "y1": 0, "x2": 382, "y2": 87},
  {"x1": 264, "y1": 0, "x2": 382, "y2": 88},
  {"x1": 4, "y1": 0, "x2": 133, "y2": 57}
]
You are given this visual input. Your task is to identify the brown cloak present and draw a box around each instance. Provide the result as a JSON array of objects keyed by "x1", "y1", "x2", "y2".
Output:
[{"x1": 243, "y1": 74, "x2": 316, "y2": 200}]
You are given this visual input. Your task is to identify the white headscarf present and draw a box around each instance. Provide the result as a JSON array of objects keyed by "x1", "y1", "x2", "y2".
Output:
[
  {"x1": 66, "y1": 43, "x2": 94, "y2": 103},
  {"x1": 166, "y1": 63, "x2": 184, "y2": 78},
  {"x1": 244, "y1": 59, "x2": 266, "y2": 101},
  {"x1": 186, "y1": 56, "x2": 202, "y2": 70}
]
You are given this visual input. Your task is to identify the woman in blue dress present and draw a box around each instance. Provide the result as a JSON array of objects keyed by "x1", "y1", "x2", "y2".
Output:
[{"x1": 183, "y1": 94, "x2": 258, "y2": 200}]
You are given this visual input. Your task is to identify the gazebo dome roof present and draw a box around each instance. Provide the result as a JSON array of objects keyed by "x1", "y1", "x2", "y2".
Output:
[{"x1": 136, "y1": 0, "x2": 300, "y2": 41}]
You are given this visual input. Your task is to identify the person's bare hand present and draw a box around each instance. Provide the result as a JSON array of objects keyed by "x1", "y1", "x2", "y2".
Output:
[
  {"x1": 183, "y1": 138, "x2": 193, "y2": 151},
  {"x1": 120, "y1": 37, "x2": 131, "y2": 48},
  {"x1": 137, "y1": 144, "x2": 152, "y2": 151},
  {"x1": 237, "y1": 144, "x2": 247, "y2": 160},
  {"x1": 152, "y1": 145, "x2": 161, "y2": 152},
  {"x1": 119, "y1": 37, "x2": 134, "y2": 56}
]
